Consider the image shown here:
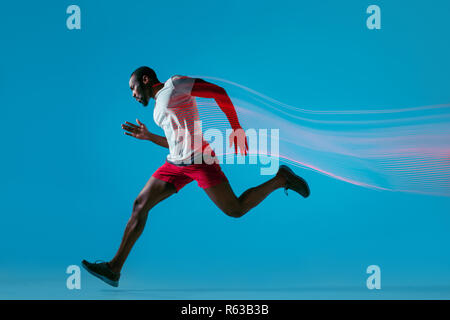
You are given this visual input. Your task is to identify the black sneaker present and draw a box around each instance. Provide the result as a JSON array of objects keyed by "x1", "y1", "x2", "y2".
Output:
[
  {"x1": 81, "y1": 260, "x2": 120, "y2": 287},
  {"x1": 278, "y1": 165, "x2": 311, "y2": 198}
]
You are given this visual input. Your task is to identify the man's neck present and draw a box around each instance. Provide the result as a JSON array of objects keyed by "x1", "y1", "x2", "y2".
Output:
[{"x1": 151, "y1": 82, "x2": 164, "y2": 99}]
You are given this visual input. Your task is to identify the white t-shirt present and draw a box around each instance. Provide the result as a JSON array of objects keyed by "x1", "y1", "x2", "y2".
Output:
[{"x1": 153, "y1": 75, "x2": 215, "y2": 165}]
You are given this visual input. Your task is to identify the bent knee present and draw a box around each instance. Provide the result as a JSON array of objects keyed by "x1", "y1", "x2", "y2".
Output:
[
  {"x1": 133, "y1": 194, "x2": 144, "y2": 208},
  {"x1": 133, "y1": 192, "x2": 157, "y2": 213},
  {"x1": 224, "y1": 208, "x2": 245, "y2": 218},
  {"x1": 132, "y1": 196, "x2": 151, "y2": 218}
]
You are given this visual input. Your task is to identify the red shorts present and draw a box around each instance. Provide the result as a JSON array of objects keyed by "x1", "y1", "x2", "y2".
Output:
[{"x1": 152, "y1": 161, "x2": 228, "y2": 192}]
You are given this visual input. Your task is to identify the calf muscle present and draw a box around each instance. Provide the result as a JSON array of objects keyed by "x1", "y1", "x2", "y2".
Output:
[{"x1": 108, "y1": 177, "x2": 176, "y2": 273}]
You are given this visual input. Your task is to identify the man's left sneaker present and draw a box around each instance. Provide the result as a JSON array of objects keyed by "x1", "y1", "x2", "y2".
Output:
[{"x1": 81, "y1": 260, "x2": 120, "y2": 287}]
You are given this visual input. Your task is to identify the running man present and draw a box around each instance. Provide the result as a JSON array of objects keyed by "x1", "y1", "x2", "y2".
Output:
[{"x1": 82, "y1": 66, "x2": 310, "y2": 287}]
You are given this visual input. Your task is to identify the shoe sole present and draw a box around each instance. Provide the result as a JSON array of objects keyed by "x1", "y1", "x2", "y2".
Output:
[
  {"x1": 279, "y1": 165, "x2": 311, "y2": 198},
  {"x1": 81, "y1": 261, "x2": 119, "y2": 287}
]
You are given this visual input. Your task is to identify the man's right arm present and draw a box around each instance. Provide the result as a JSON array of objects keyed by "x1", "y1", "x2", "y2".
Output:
[
  {"x1": 145, "y1": 131, "x2": 169, "y2": 148},
  {"x1": 122, "y1": 119, "x2": 169, "y2": 148}
]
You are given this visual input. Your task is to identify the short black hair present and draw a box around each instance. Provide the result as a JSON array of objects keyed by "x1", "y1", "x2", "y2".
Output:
[{"x1": 130, "y1": 66, "x2": 158, "y2": 83}]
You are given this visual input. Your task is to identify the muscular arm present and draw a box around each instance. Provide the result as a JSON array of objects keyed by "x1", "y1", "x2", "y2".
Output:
[
  {"x1": 190, "y1": 78, "x2": 248, "y2": 155},
  {"x1": 190, "y1": 79, "x2": 242, "y2": 130}
]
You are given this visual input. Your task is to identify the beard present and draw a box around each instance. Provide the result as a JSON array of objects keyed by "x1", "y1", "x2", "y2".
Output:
[{"x1": 141, "y1": 96, "x2": 149, "y2": 106}]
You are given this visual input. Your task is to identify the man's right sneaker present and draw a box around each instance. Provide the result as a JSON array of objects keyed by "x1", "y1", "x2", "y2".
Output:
[
  {"x1": 278, "y1": 165, "x2": 311, "y2": 198},
  {"x1": 81, "y1": 260, "x2": 120, "y2": 287}
]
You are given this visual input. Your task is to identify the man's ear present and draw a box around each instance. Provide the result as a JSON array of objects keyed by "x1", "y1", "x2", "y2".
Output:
[{"x1": 142, "y1": 75, "x2": 149, "y2": 85}]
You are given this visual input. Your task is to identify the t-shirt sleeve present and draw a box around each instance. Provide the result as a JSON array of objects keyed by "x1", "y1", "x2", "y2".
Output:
[{"x1": 171, "y1": 75, "x2": 195, "y2": 96}]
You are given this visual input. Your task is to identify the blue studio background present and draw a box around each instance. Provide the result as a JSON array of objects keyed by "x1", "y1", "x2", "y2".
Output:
[{"x1": 1, "y1": 0, "x2": 450, "y2": 299}]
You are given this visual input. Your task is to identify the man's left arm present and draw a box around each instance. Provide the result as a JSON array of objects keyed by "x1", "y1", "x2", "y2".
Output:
[
  {"x1": 190, "y1": 78, "x2": 248, "y2": 155},
  {"x1": 190, "y1": 79, "x2": 241, "y2": 130}
]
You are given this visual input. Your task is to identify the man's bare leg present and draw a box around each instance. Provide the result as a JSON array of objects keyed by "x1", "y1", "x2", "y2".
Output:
[
  {"x1": 204, "y1": 171, "x2": 288, "y2": 218},
  {"x1": 108, "y1": 176, "x2": 176, "y2": 273}
]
